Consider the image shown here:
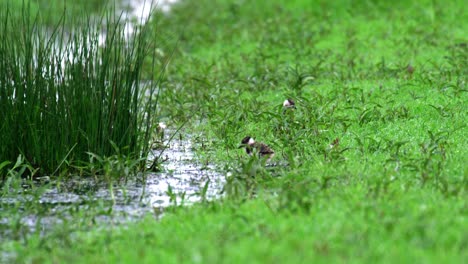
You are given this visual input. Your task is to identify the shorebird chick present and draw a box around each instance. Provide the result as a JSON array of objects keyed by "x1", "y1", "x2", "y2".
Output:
[
  {"x1": 156, "y1": 122, "x2": 166, "y2": 140},
  {"x1": 283, "y1": 98, "x2": 296, "y2": 109},
  {"x1": 151, "y1": 122, "x2": 167, "y2": 149},
  {"x1": 406, "y1": 64, "x2": 415, "y2": 79},
  {"x1": 329, "y1": 137, "x2": 340, "y2": 149},
  {"x1": 239, "y1": 136, "x2": 275, "y2": 162}
]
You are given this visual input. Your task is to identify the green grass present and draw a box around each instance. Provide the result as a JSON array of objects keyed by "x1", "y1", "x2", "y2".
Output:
[
  {"x1": 0, "y1": 3, "x2": 163, "y2": 177},
  {"x1": 1, "y1": 0, "x2": 467, "y2": 263},
  {"x1": 5, "y1": 189, "x2": 466, "y2": 263},
  {"x1": 4, "y1": 0, "x2": 108, "y2": 25}
]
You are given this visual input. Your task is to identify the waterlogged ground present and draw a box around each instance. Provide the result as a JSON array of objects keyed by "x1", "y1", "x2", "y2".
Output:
[
  {"x1": 1, "y1": 0, "x2": 466, "y2": 263},
  {"x1": 2, "y1": 0, "x2": 220, "y2": 241},
  {"x1": 0, "y1": 131, "x2": 225, "y2": 239}
]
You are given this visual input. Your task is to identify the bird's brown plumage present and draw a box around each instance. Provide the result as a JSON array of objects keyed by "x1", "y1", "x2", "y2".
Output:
[{"x1": 240, "y1": 136, "x2": 274, "y2": 161}]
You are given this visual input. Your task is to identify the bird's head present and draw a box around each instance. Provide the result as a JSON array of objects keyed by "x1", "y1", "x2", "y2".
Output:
[{"x1": 239, "y1": 136, "x2": 255, "y2": 148}]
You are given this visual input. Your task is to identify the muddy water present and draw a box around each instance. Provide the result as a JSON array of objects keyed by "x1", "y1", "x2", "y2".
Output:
[
  {"x1": 0, "y1": 132, "x2": 224, "y2": 264},
  {"x1": 0, "y1": 130, "x2": 225, "y2": 235},
  {"x1": 147, "y1": 136, "x2": 223, "y2": 208}
]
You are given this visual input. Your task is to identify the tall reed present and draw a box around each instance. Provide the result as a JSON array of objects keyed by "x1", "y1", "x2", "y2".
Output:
[{"x1": 0, "y1": 3, "x2": 160, "y2": 177}]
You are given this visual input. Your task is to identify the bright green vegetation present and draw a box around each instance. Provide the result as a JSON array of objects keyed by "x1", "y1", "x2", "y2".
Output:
[
  {"x1": 7, "y1": 192, "x2": 465, "y2": 263},
  {"x1": 4, "y1": 0, "x2": 107, "y2": 25},
  {"x1": 1, "y1": 0, "x2": 467, "y2": 263},
  {"x1": 0, "y1": 3, "x2": 162, "y2": 177}
]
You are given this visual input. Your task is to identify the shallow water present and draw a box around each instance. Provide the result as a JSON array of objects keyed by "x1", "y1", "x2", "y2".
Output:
[
  {"x1": 0, "y1": 131, "x2": 225, "y2": 264},
  {"x1": 0, "y1": 130, "x2": 225, "y2": 235},
  {"x1": 119, "y1": 0, "x2": 179, "y2": 38},
  {"x1": 122, "y1": 0, "x2": 179, "y2": 17}
]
